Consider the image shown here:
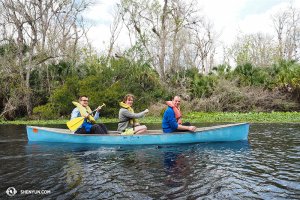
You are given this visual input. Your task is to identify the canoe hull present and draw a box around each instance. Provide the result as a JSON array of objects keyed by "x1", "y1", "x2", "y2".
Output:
[{"x1": 26, "y1": 123, "x2": 249, "y2": 145}]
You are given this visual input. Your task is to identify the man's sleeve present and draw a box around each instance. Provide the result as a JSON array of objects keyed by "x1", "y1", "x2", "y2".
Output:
[
  {"x1": 70, "y1": 108, "x2": 80, "y2": 120},
  {"x1": 94, "y1": 111, "x2": 100, "y2": 121}
]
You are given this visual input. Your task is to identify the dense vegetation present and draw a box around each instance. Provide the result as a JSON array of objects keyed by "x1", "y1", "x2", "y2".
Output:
[
  {"x1": 1, "y1": 50, "x2": 299, "y2": 121},
  {"x1": 0, "y1": 0, "x2": 300, "y2": 122}
]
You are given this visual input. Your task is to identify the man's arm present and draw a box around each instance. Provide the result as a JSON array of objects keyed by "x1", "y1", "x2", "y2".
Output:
[
  {"x1": 177, "y1": 124, "x2": 197, "y2": 131},
  {"x1": 70, "y1": 108, "x2": 80, "y2": 120},
  {"x1": 94, "y1": 111, "x2": 100, "y2": 121}
]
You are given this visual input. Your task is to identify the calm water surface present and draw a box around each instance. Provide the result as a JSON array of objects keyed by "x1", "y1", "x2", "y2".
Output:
[{"x1": 0, "y1": 123, "x2": 299, "y2": 199}]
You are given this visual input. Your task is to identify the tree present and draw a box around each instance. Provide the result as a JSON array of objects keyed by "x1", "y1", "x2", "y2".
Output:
[
  {"x1": 271, "y1": 9, "x2": 289, "y2": 58},
  {"x1": 0, "y1": 0, "x2": 95, "y2": 116},
  {"x1": 105, "y1": 3, "x2": 123, "y2": 66},
  {"x1": 192, "y1": 18, "x2": 221, "y2": 74},
  {"x1": 284, "y1": 1, "x2": 300, "y2": 61},
  {"x1": 168, "y1": 0, "x2": 202, "y2": 73},
  {"x1": 270, "y1": 1, "x2": 300, "y2": 61},
  {"x1": 120, "y1": 0, "x2": 204, "y2": 79},
  {"x1": 226, "y1": 31, "x2": 279, "y2": 67}
]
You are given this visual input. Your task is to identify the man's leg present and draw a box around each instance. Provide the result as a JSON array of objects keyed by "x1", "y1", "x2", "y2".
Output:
[
  {"x1": 182, "y1": 122, "x2": 191, "y2": 126},
  {"x1": 173, "y1": 122, "x2": 192, "y2": 132},
  {"x1": 75, "y1": 127, "x2": 87, "y2": 134},
  {"x1": 97, "y1": 123, "x2": 109, "y2": 134},
  {"x1": 90, "y1": 123, "x2": 109, "y2": 134}
]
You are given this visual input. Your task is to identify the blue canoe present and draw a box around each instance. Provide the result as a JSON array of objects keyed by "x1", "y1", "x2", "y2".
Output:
[{"x1": 26, "y1": 123, "x2": 249, "y2": 145}]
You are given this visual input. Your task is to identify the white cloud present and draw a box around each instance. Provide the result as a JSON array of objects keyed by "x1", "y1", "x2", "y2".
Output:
[
  {"x1": 84, "y1": 1, "x2": 117, "y2": 23},
  {"x1": 201, "y1": 1, "x2": 298, "y2": 63},
  {"x1": 84, "y1": 0, "x2": 300, "y2": 63},
  {"x1": 87, "y1": 24, "x2": 110, "y2": 45},
  {"x1": 199, "y1": 0, "x2": 248, "y2": 26},
  {"x1": 221, "y1": 2, "x2": 291, "y2": 45}
]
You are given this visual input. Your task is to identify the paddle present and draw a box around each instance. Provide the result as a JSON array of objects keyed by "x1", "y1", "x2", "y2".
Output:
[
  {"x1": 132, "y1": 112, "x2": 146, "y2": 131},
  {"x1": 67, "y1": 103, "x2": 106, "y2": 131},
  {"x1": 139, "y1": 113, "x2": 146, "y2": 124}
]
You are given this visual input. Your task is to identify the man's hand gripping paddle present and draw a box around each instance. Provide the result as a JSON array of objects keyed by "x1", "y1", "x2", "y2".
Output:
[{"x1": 67, "y1": 103, "x2": 106, "y2": 131}]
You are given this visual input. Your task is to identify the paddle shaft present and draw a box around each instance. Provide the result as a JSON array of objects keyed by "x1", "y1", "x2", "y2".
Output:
[
  {"x1": 87, "y1": 104, "x2": 105, "y2": 116},
  {"x1": 139, "y1": 114, "x2": 146, "y2": 123},
  {"x1": 132, "y1": 113, "x2": 146, "y2": 131}
]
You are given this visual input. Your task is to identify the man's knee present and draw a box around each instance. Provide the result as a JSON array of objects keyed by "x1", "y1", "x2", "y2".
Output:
[{"x1": 182, "y1": 122, "x2": 191, "y2": 126}]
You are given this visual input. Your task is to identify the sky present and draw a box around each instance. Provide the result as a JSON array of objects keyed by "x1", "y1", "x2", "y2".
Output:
[{"x1": 83, "y1": 0, "x2": 300, "y2": 63}]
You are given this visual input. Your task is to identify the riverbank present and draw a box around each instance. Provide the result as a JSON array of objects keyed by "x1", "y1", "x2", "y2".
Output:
[{"x1": 1, "y1": 111, "x2": 299, "y2": 125}]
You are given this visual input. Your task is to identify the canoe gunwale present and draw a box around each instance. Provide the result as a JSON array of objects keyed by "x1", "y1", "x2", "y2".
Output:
[{"x1": 27, "y1": 122, "x2": 248, "y2": 136}]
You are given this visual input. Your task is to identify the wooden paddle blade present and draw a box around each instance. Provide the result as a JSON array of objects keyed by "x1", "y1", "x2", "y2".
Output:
[{"x1": 67, "y1": 117, "x2": 85, "y2": 131}]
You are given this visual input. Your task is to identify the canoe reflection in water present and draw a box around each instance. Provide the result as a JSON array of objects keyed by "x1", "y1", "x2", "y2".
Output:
[
  {"x1": 163, "y1": 151, "x2": 194, "y2": 187},
  {"x1": 25, "y1": 140, "x2": 250, "y2": 199},
  {"x1": 160, "y1": 141, "x2": 251, "y2": 198}
]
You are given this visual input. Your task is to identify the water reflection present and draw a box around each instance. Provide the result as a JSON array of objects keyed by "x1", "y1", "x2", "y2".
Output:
[{"x1": 23, "y1": 140, "x2": 250, "y2": 199}]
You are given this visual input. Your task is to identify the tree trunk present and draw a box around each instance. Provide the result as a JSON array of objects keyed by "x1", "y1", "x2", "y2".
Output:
[
  {"x1": 25, "y1": 67, "x2": 33, "y2": 116},
  {"x1": 159, "y1": 0, "x2": 168, "y2": 79},
  {"x1": 17, "y1": 27, "x2": 24, "y2": 80}
]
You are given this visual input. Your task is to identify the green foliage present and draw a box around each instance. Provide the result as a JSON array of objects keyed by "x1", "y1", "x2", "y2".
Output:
[
  {"x1": 273, "y1": 60, "x2": 300, "y2": 102},
  {"x1": 188, "y1": 72, "x2": 218, "y2": 98},
  {"x1": 48, "y1": 61, "x2": 74, "y2": 84},
  {"x1": 51, "y1": 77, "x2": 80, "y2": 115},
  {"x1": 79, "y1": 76, "x2": 125, "y2": 117},
  {"x1": 185, "y1": 67, "x2": 199, "y2": 78},
  {"x1": 33, "y1": 103, "x2": 59, "y2": 120},
  {"x1": 212, "y1": 64, "x2": 232, "y2": 76},
  {"x1": 186, "y1": 111, "x2": 300, "y2": 123},
  {"x1": 273, "y1": 60, "x2": 300, "y2": 90},
  {"x1": 0, "y1": 39, "x2": 30, "y2": 57},
  {"x1": 4, "y1": 35, "x2": 300, "y2": 122},
  {"x1": 44, "y1": 47, "x2": 165, "y2": 118},
  {"x1": 159, "y1": 106, "x2": 167, "y2": 118},
  {"x1": 2, "y1": 111, "x2": 299, "y2": 124},
  {"x1": 234, "y1": 63, "x2": 271, "y2": 87}
]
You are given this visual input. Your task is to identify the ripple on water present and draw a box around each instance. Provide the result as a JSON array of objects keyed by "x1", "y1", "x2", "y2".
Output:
[{"x1": 0, "y1": 123, "x2": 300, "y2": 199}]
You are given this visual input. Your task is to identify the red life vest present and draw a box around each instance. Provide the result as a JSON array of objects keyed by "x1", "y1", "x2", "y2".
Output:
[{"x1": 166, "y1": 101, "x2": 182, "y2": 124}]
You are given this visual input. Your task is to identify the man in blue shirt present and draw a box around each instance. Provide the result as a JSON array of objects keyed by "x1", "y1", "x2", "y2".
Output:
[
  {"x1": 71, "y1": 95, "x2": 108, "y2": 134},
  {"x1": 162, "y1": 95, "x2": 196, "y2": 133}
]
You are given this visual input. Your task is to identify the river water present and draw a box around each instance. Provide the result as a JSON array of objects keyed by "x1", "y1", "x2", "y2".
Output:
[{"x1": 0, "y1": 123, "x2": 299, "y2": 199}]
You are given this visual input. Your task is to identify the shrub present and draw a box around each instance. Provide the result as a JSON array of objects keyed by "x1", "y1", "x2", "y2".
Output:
[
  {"x1": 234, "y1": 63, "x2": 270, "y2": 87},
  {"x1": 273, "y1": 59, "x2": 300, "y2": 102},
  {"x1": 189, "y1": 78, "x2": 300, "y2": 112},
  {"x1": 33, "y1": 103, "x2": 59, "y2": 120},
  {"x1": 51, "y1": 77, "x2": 80, "y2": 115},
  {"x1": 188, "y1": 73, "x2": 218, "y2": 99}
]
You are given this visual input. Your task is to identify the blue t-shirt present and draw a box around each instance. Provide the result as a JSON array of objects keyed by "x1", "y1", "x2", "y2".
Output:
[{"x1": 162, "y1": 107, "x2": 178, "y2": 133}]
